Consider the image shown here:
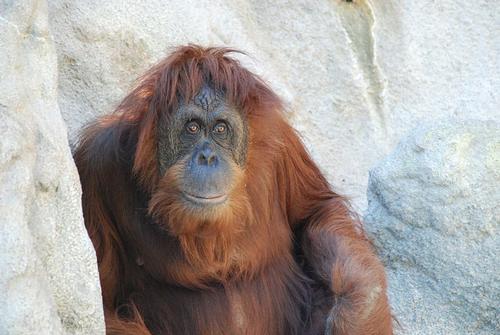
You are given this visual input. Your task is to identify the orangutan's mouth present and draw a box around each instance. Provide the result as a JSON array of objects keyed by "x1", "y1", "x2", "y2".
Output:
[{"x1": 182, "y1": 192, "x2": 228, "y2": 205}]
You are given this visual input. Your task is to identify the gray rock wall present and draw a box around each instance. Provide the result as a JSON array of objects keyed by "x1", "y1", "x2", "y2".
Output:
[
  {"x1": 0, "y1": 1, "x2": 104, "y2": 334},
  {"x1": 47, "y1": 0, "x2": 500, "y2": 211},
  {"x1": 365, "y1": 120, "x2": 500, "y2": 335}
]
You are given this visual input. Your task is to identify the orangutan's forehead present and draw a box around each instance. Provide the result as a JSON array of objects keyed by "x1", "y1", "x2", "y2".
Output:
[
  {"x1": 174, "y1": 88, "x2": 239, "y2": 125},
  {"x1": 193, "y1": 86, "x2": 223, "y2": 112}
]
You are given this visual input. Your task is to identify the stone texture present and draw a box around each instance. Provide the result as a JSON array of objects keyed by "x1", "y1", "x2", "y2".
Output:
[
  {"x1": 365, "y1": 120, "x2": 500, "y2": 335},
  {"x1": 47, "y1": 0, "x2": 499, "y2": 211},
  {"x1": 0, "y1": 1, "x2": 105, "y2": 334}
]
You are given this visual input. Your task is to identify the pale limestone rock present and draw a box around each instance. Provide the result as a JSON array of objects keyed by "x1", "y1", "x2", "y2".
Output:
[
  {"x1": 365, "y1": 120, "x2": 500, "y2": 335},
  {"x1": 48, "y1": 0, "x2": 499, "y2": 211},
  {"x1": 0, "y1": 0, "x2": 104, "y2": 334}
]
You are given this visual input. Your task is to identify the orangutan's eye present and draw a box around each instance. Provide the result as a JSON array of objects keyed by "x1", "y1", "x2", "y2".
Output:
[
  {"x1": 186, "y1": 121, "x2": 200, "y2": 134},
  {"x1": 213, "y1": 122, "x2": 227, "y2": 134}
]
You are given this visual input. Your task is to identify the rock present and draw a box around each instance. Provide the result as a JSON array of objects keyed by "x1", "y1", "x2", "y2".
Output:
[
  {"x1": 0, "y1": 1, "x2": 105, "y2": 334},
  {"x1": 47, "y1": 0, "x2": 500, "y2": 211},
  {"x1": 365, "y1": 120, "x2": 500, "y2": 335}
]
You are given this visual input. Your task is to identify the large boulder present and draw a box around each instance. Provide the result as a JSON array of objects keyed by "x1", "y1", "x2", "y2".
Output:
[
  {"x1": 0, "y1": 1, "x2": 104, "y2": 334},
  {"x1": 365, "y1": 120, "x2": 500, "y2": 334},
  {"x1": 47, "y1": 0, "x2": 500, "y2": 211}
]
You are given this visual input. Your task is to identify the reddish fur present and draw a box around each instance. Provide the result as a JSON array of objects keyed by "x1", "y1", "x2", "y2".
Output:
[{"x1": 74, "y1": 45, "x2": 392, "y2": 334}]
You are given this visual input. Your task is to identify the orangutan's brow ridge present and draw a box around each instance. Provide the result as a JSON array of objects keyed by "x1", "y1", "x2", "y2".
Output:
[{"x1": 194, "y1": 86, "x2": 220, "y2": 112}]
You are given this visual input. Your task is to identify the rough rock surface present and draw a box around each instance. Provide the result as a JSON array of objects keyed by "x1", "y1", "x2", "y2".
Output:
[
  {"x1": 0, "y1": 1, "x2": 105, "y2": 334},
  {"x1": 365, "y1": 120, "x2": 500, "y2": 335},
  {"x1": 47, "y1": 0, "x2": 499, "y2": 211}
]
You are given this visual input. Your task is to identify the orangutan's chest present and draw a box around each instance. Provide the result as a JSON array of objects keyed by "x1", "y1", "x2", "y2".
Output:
[{"x1": 138, "y1": 261, "x2": 310, "y2": 335}]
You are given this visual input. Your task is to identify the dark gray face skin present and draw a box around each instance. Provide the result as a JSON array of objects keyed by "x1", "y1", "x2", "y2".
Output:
[{"x1": 157, "y1": 86, "x2": 248, "y2": 206}]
